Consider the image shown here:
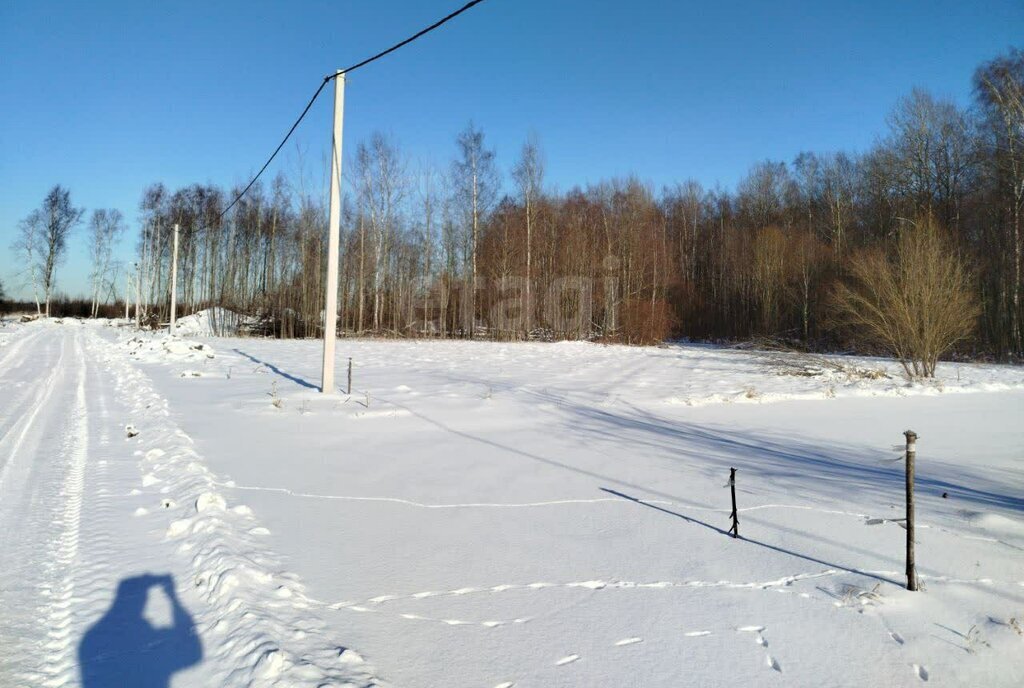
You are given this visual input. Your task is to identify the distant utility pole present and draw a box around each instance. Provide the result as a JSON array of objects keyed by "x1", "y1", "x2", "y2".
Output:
[
  {"x1": 321, "y1": 71, "x2": 346, "y2": 393},
  {"x1": 169, "y1": 223, "x2": 180, "y2": 334},
  {"x1": 124, "y1": 271, "x2": 130, "y2": 320},
  {"x1": 134, "y1": 262, "x2": 141, "y2": 328}
]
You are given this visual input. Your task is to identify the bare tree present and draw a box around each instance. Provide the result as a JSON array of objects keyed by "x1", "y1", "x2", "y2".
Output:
[
  {"x1": 88, "y1": 209, "x2": 126, "y2": 317},
  {"x1": 974, "y1": 48, "x2": 1024, "y2": 356},
  {"x1": 37, "y1": 186, "x2": 85, "y2": 317},
  {"x1": 416, "y1": 164, "x2": 443, "y2": 334},
  {"x1": 885, "y1": 89, "x2": 977, "y2": 230},
  {"x1": 452, "y1": 122, "x2": 498, "y2": 337},
  {"x1": 831, "y1": 219, "x2": 979, "y2": 378},
  {"x1": 354, "y1": 133, "x2": 407, "y2": 332},
  {"x1": 11, "y1": 210, "x2": 44, "y2": 315},
  {"x1": 513, "y1": 135, "x2": 545, "y2": 336}
]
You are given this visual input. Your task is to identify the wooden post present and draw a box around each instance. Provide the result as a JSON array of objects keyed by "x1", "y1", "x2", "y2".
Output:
[
  {"x1": 347, "y1": 357, "x2": 353, "y2": 395},
  {"x1": 728, "y1": 467, "x2": 739, "y2": 538},
  {"x1": 904, "y1": 430, "x2": 918, "y2": 591}
]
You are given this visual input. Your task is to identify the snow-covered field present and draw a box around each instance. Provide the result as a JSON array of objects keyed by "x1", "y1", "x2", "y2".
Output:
[{"x1": 2, "y1": 317, "x2": 1023, "y2": 687}]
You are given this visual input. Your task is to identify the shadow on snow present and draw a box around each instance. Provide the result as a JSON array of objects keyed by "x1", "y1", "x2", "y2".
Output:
[{"x1": 79, "y1": 573, "x2": 201, "y2": 688}]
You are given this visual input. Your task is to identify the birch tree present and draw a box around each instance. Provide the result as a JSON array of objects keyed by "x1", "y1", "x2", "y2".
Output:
[
  {"x1": 974, "y1": 48, "x2": 1024, "y2": 356},
  {"x1": 11, "y1": 210, "x2": 44, "y2": 315},
  {"x1": 88, "y1": 209, "x2": 126, "y2": 317},
  {"x1": 355, "y1": 133, "x2": 407, "y2": 332},
  {"x1": 512, "y1": 136, "x2": 544, "y2": 336},
  {"x1": 452, "y1": 122, "x2": 498, "y2": 337},
  {"x1": 38, "y1": 186, "x2": 84, "y2": 317}
]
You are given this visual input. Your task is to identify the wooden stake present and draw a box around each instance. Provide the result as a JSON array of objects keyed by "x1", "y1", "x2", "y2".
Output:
[
  {"x1": 904, "y1": 430, "x2": 918, "y2": 591},
  {"x1": 347, "y1": 357, "x2": 353, "y2": 395},
  {"x1": 728, "y1": 467, "x2": 739, "y2": 538}
]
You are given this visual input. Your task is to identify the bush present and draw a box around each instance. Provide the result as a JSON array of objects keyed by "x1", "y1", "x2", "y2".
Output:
[
  {"x1": 831, "y1": 219, "x2": 979, "y2": 378},
  {"x1": 620, "y1": 298, "x2": 676, "y2": 345}
]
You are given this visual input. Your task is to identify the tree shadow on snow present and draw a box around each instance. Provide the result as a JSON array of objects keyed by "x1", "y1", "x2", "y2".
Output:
[
  {"x1": 567, "y1": 403, "x2": 1024, "y2": 514},
  {"x1": 78, "y1": 573, "x2": 202, "y2": 688}
]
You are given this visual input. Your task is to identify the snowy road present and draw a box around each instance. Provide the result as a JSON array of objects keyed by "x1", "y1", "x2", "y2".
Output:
[
  {"x1": 1, "y1": 320, "x2": 1023, "y2": 687},
  {"x1": 0, "y1": 322, "x2": 376, "y2": 687}
]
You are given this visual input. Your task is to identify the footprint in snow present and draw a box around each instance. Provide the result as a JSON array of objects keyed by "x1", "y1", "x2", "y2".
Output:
[
  {"x1": 766, "y1": 654, "x2": 782, "y2": 672},
  {"x1": 555, "y1": 654, "x2": 580, "y2": 666},
  {"x1": 615, "y1": 637, "x2": 642, "y2": 646},
  {"x1": 913, "y1": 664, "x2": 929, "y2": 681},
  {"x1": 684, "y1": 631, "x2": 711, "y2": 637},
  {"x1": 890, "y1": 631, "x2": 905, "y2": 645}
]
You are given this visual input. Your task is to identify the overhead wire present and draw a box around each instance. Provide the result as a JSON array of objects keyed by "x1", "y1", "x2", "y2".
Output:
[{"x1": 217, "y1": 0, "x2": 487, "y2": 221}]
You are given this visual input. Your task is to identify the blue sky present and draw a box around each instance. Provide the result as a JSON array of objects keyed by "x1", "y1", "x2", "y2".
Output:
[{"x1": 1, "y1": 0, "x2": 1021, "y2": 299}]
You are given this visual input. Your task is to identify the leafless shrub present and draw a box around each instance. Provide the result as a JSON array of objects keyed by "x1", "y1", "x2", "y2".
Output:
[{"x1": 831, "y1": 218, "x2": 979, "y2": 378}]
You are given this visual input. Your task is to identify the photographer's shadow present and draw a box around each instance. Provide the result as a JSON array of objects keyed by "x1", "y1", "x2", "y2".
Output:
[{"x1": 79, "y1": 574, "x2": 202, "y2": 687}]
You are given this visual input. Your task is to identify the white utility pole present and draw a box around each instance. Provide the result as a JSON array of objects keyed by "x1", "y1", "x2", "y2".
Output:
[
  {"x1": 321, "y1": 71, "x2": 346, "y2": 393},
  {"x1": 134, "y1": 262, "x2": 141, "y2": 328},
  {"x1": 169, "y1": 223, "x2": 180, "y2": 334},
  {"x1": 124, "y1": 271, "x2": 130, "y2": 320}
]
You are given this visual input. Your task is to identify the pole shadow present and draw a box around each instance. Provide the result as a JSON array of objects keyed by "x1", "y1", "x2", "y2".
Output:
[
  {"x1": 601, "y1": 487, "x2": 901, "y2": 587},
  {"x1": 233, "y1": 348, "x2": 318, "y2": 390},
  {"x1": 79, "y1": 573, "x2": 202, "y2": 688}
]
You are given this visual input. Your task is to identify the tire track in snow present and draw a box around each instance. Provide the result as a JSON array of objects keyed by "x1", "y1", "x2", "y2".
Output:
[
  {"x1": 31, "y1": 331, "x2": 89, "y2": 686},
  {"x1": 0, "y1": 331, "x2": 67, "y2": 489},
  {"x1": 1, "y1": 330, "x2": 87, "y2": 686},
  {"x1": 0, "y1": 330, "x2": 58, "y2": 447},
  {"x1": 0, "y1": 323, "x2": 42, "y2": 373}
]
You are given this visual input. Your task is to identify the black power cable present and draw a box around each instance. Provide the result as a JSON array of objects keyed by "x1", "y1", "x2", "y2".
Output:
[{"x1": 218, "y1": 0, "x2": 487, "y2": 221}]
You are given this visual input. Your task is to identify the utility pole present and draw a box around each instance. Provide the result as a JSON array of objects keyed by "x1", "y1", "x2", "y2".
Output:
[
  {"x1": 134, "y1": 262, "x2": 141, "y2": 328},
  {"x1": 321, "y1": 71, "x2": 346, "y2": 393},
  {"x1": 169, "y1": 223, "x2": 180, "y2": 334},
  {"x1": 124, "y1": 271, "x2": 130, "y2": 320}
]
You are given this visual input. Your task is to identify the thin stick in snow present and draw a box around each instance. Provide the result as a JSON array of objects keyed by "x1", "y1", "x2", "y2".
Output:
[{"x1": 728, "y1": 467, "x2": 739, "y2": 538}]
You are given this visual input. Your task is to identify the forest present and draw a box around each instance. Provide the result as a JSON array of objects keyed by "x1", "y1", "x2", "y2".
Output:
[{"x1": 10, "y1": 48, "x2": 1024, "y2": 361}]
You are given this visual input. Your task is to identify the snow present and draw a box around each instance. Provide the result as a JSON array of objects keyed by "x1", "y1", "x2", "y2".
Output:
[
  {"x1": 1, "y1": 318, "x2": 1023, "y2": 686},
  {"x1": 173, "y1": 308, "x2": 248, "y2": 338}
]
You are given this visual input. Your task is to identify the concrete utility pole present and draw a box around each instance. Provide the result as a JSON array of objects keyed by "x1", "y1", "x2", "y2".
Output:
[
  {"x1": 169, "y1": 223, "x2": 180, "y2": 334},
  {"x1": 124, "y1": 271, "x2": 130, "y2": 320},
  {"x1": 134, "y1": 262, "x2": 141, "y2": 328},
  {"x1": 321, "y1": 71, "x2": 346, "y2": 393}
]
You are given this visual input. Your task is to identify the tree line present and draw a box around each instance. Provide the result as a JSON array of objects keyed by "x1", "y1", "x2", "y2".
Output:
[{"x1": 8, "y1": 48, "x2": 1023, "y2": 362}]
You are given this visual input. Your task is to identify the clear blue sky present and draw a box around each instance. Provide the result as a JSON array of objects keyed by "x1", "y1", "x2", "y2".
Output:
[{"x1": 1, "y1": 0, "x2": 1021, "y2": 299}]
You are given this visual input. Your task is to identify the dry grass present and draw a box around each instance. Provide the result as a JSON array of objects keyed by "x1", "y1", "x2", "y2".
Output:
[{"x1": 757, "y1": 348, "x2": 890, "y2": 382}]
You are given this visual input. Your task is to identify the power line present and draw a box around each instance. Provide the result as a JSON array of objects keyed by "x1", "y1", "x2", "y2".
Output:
[
  {"x1": 333, "y1": 0, "x2": 486, "y2": 77},
  {"x1": 218, "y1": 0, "x2": 487, "y2": 221}
]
